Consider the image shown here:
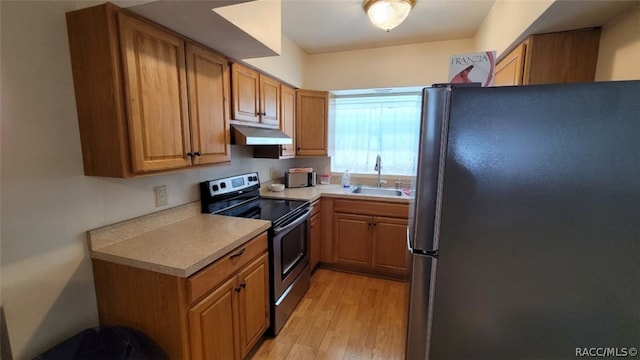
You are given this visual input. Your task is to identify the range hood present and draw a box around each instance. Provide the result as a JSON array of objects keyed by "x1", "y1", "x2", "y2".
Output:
[{"x1": 232, "y1": 125, "x2": 292, "y2": 145}]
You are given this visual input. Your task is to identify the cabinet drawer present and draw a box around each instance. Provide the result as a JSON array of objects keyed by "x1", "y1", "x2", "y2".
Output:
[
  {"x1": 188, "y1": 232, "x2": 267, "y2": 304},
  {"x1": 333, "y1": 199, "x2": 408, "y2": 218}
]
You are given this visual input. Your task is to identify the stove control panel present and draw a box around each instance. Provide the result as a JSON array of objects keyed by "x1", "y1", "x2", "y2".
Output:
[{"x1": 205, "y1": 172, "x2": 260, "y2": 196}]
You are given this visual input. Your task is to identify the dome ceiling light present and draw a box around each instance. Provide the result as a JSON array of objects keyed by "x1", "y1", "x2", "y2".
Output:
[{"x1": 363, "y1": 0, "x2": 416, "y2": 32}]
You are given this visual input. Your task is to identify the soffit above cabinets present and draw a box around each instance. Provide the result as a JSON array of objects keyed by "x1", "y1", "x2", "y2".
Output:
[{"x1": 124, "y1": 0, "x2": 281, "y2": 60}]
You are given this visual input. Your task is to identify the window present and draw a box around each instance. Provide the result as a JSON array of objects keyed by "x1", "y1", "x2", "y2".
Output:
[{"x1": 330, "y1": 92, "x2": 422, "y2": 176}]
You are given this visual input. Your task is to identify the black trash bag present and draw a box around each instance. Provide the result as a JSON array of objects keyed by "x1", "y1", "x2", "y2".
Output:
[{"x1": 34, "y1": 326, "x2": 168, "y2": 360}]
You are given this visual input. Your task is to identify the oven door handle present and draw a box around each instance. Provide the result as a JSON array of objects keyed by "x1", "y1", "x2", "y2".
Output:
[{"x1": 273, "y1": 207, "x2": 313, "y2": 235}]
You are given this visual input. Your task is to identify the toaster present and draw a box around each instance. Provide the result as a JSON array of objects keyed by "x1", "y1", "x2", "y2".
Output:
[{"x1": 284, "y1": 171, "x2": 316, "y2": 188}]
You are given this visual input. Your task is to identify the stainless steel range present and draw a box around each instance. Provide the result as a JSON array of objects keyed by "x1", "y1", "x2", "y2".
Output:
[{"x1": 199, "y1": 172, "x2": 312, "y2": 336}]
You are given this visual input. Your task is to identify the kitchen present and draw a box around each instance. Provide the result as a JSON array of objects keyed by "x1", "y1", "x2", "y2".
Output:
[{"x1": 1, "y1": 1, "x2": 639, "y2": 359}]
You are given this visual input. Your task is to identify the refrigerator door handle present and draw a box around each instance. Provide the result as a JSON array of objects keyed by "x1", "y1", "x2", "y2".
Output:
[{"x1": 407, "y1": 227, "x2": 439, "y2": 258}]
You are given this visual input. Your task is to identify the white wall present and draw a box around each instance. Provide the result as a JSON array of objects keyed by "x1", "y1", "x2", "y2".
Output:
[
  {"x1": 473, "y1": 0, "x2": 554, "y2": 57},
  {"x1": 245, "y1": 35, "x2": 309, "y2": 87},
  {"x1": 595, "y1": 4, "x2": 640, "y2": 81},
  {"x1": 303, "y1": 39, "x2": 475, "y2": 91},
  {"x1": 0, "y1": 1, "x2": 325, "y2": 358}
]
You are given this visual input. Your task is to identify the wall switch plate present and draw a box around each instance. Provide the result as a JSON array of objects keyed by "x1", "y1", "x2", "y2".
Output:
[{"x1": 155, "y1": 185, "x2": 167, "y2": 207}]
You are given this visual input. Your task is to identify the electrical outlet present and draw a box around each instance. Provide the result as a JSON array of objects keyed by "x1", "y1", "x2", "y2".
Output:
[{"x1": 155, "y1": 185, "x2": 167, "y2": 207}]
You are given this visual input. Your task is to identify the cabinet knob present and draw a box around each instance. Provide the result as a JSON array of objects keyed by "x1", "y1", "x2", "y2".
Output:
[
  {"x1": 187, "y1": 152, "x2": 193, "y2": 157},
  {"x1": 194, "y1": 151, "x2": 201, "y2": 157}
]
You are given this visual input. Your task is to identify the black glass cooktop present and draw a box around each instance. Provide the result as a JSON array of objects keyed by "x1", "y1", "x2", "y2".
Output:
[{"x1": 215, "y1": 197, "x2": 307, "y2": 225}]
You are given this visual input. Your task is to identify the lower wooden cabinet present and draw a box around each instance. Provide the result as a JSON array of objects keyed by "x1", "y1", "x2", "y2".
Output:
[
  {"x1": 189, "y1": 252, "x2": 269, "y2": 359},
  {"x1": 328, "y1": 199, "x2": 410, "y2": 279},
  {"x1": 309, "y1": 199, "x2": 322, "y2": 271},
  {"x1": 237, "y1": 253, "x2": 270, "y2": 358},
  {"x1": 189, "y1": 276, "x2": 239, "y2": 359},
  {"x1": 92, "y1": 232, "x2": 269, "y2": 359}
]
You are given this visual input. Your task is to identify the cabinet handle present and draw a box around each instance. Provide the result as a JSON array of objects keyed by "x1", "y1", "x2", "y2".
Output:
[
  {"x1": 187, "y1": 152, "x2": 193, "y2": 157},
  {"x1": 229, "y1": 248, "x2": 246, "y2": 260},
  {"x1": 235, "y1": 283, "x2": 246, "y2": 293},
  {"x1": 194, "y1": 151, "x2": 201, "y2": 157}
]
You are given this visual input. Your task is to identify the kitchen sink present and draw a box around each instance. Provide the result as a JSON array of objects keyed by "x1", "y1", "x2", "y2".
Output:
[{"x1": 350, "y1": 186, "x2": 404, "y2": 197}]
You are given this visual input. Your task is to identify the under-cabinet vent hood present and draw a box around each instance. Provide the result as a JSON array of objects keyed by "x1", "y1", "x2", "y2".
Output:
[{"x1": 232, "y1": 125, "x2": 292, "y2": 145}]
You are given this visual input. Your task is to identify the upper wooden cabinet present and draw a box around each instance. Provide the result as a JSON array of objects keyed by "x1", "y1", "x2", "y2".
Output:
[
  {"x1": 296, "y1": 89, "x2": 329, "y2": 157},
  {"x1": 494, "y1": 28, "x2": 601, "y2": 86},
  {"x1": 231, "y1": 63, "x2": 280, "y2": 127},
  {"x1": 185, "y1": 45, "x2": 232, "y2": 166},
  {"x1": 66, "y1": 3, "x2": 230, "y2": 177},
  {"x1": 494, "y1": 42, "x2": 526, "y2": 87},
  {"x1": 279, "y1": 84, "x2": 297, "y2": 158}
]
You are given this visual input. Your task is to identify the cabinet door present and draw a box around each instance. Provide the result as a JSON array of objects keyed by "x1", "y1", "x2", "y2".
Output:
[
  {"x1": 118, "y1": 13, "x2": 191, "y2": 173},
  {"x1": 231, "y1": 63, "x2": 260, "y2": 123},
  {"x1": 334, "y1": 213, "x2": 372, "y2": 267},
  {"x1": 280, "y1": 84, "x2": 296, "y2": 158},
  {"x1": 296, "y1": 90, "x2": 328, "y2": 156},
  {"x1": 372, "y1": 216, "x2": 410, "y2": 277},
  {"x1": 494, "y1": 42, "x2": 526, "y2": 86},
  {"x1": 310, "y1": 212, "x2": 321, "y2": 270},
  {"x1": 260, "y1": 75, "x2": 280, "y2": 127},
  {"x1": 237, "y1": 253, "x2": 270, "y2": 359},
  {"x1": 186, "y1": 44, "x2": 231, "y2": 166},
  {"x1": 189, "y1": 276, "x2": 240, "y2": 360}
]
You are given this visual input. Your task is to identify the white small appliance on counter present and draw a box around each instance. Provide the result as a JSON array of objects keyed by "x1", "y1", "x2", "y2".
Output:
[{"x1": 284, "y1": 168, "x2": 316, "y2": 188}]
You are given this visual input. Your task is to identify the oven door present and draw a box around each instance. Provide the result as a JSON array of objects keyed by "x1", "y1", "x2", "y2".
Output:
[{"x1": 271, "y1": 206, "x2": 312, "y2": 299}]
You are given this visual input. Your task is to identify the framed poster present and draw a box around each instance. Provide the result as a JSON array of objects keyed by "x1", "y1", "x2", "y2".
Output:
[{"x1": 449, "y1": 51, "x2": 496, "y2": 87}]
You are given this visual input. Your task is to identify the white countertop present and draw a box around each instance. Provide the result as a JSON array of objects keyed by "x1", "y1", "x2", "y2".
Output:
[
  {"x1": 87, "y1": 185, "x2": 411, "y2": 278},
  {"x1": 88, "y1": 202, "x2": 271, "y2": 277}
]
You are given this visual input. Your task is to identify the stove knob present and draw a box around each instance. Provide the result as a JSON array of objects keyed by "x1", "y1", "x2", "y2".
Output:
[
  {"x1": 220, "y1": 182, "x2": 227, "y2": 189},
  {"x1": 212, "y1": 184, "x2": 219, "y2": 192}
]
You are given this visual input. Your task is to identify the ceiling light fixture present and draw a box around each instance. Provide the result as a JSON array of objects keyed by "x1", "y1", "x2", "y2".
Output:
[{"x1": 363, "y1": 0, "x2": 416, "y2": 32}]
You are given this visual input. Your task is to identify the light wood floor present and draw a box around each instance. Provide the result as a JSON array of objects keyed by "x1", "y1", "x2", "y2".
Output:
[{"x1": 251, "y1": 268, "x2": 409, "y2": 360}]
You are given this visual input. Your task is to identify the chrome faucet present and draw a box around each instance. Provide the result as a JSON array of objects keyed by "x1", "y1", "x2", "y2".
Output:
[{"x1": 375, "y1": 154, "x2": 383, "y2": 187}]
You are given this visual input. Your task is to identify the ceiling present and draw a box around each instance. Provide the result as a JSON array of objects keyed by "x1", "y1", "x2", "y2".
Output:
[
  {"x1": 127, "y1": 0, "x2": 640, "y2": 59},
  {"x1": 281, "y1": 0, "x2": 640, "y2": 55},
  {"x1": 281, "y1": 0, "x2": 496, "y2": 54}
]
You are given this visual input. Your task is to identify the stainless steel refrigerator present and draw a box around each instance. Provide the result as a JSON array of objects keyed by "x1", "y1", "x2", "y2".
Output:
[{"x1": 406, "y1": 81, "x2": 640, "y2": 359}]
